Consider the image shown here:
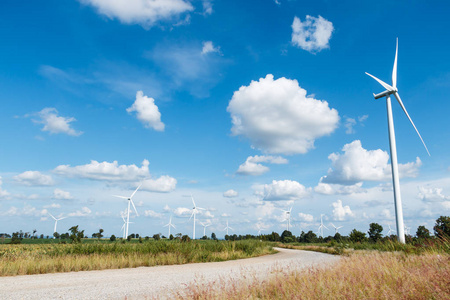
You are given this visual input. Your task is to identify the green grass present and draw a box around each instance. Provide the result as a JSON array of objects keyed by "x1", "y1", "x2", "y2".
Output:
[{"x1": 0, "y1": 239, "x2": 275, "y2": 276}]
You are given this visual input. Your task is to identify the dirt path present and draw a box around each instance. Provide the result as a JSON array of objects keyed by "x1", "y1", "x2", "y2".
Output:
[{"x1": 1, "y1": 247, "x2": 340, "y2": 299}]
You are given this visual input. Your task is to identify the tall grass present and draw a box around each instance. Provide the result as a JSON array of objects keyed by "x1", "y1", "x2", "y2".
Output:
[
  {"x1": 180, "y1": 250, "x2": 450, "y2": 299},
  {"x1": 0, "y1": 240, "x2": 274, "y2": 276}
]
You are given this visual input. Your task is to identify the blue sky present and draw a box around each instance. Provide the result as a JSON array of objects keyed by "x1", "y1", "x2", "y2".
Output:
[{"x1": 1, "y1": 0, "x2": 449, "y2": 239}]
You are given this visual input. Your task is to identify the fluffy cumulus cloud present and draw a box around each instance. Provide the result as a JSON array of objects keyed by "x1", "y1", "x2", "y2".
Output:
[
  {"x1": 79, "y1": 0, "x2": 194, "y2": 28},
  {"x1": 262, "y1": 180, "x2": 309, "y2": 201},
  {"x1": 54, "y1": 159, "x2": 150, "y2": 181},
  {"x1": 314, "y1": 182, "x2": 365, "y2": 195},
  {"x1": 201, "y1": 41, "x2": 220, "y2": 55},
  {"x1": 332, "y1": 200, "x2": 354, "y2": 221},
  {"x1": 14, "y1": 171, "x2": 55, "y2": 186},
  {"x1": 0, "y1": 205, "x2": 48, "y2": 217},
  {"x1": 173, "y1": 207, "x2": 191, "y2": 217},
  {"x1": 298, "y1": 212, "x2": 314, "y2": 222},
  {"x1": 418, "y1": 186, "x2": 450, "y2": 209},
  {"x1": 0, "y1": 176, "x2": 10, "y2": 198},
  {"x1": 236, "y1": 155, "x2": 288, "y2": 176},
  {"x1": 140, "y1": 176, "x2": 177, "y2": 193},
  {"x1": 202, "y1": 0, "x2": 213, "y2": 15},
  {"x1": 33, "y1": 108, "x2": 82, "y2": 136},
  {"x1": 227, "y1": 75, "x2": 339, "y2": 155},
  {"x1": 127, "y1": 91, "x2": 165, "y2": 131},
  {"x1": 52, "y1": 188, "x2": 73, "y2": 200},
  {"x1": 322, "y1": 140, "x2": 422, "y2": 185},
  {"x1": 144, "y1": 209, "x2": 163, "y2": 218},
  {"x1": 68, "y1": 207, "x2": 92, "y2": 217},
  {"x1": 291, "y1": 15, "x2": 334, "y2": 53},
  {"x1": 223, "y1": 189, "x2": 238, "y2": 198}
]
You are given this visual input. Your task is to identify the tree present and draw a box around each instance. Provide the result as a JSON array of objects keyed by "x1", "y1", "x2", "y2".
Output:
[
  {"x1": 110, "y1": 234, "x2": 116, "y2": 242},
  {"x1": 281, "y1": 230, "x2": 294, "y2": 243},
  {"x1": 69, "y1": 225, "x2": 84, "y2": 243},
  {"x1": 303, "y1": 231, "x2": 317, "y2": 243},
  {"x1": 53, "y1": 232, "x2": 60, "y2": 239},
  {"x1": 368, "y1": 223, "x2": 383, "y2": 243},
  {"x1": 334, "y1": 232, "x2": 342, "y2": 242},
  {"x1": 434, "y1": 216, "x2": 450, "y2": 239},
  {"x1": 349, "y1": 229, "x2": 366, "y2": 243},
  {"x1": 416, "y1": 225, "x2": 431, "y2": 239},
  {"x1": 211, "y1": 232, "x2": 217, "y2": 240},
  {"x1": 181, "y1": 235, "x2": 190, "y2": 242},
  {"x1": 10, "y1": 232, "x2": 22, "y2": 244},
  {"x1": 152, "y1": 234, "x2": 161, "y2": 241},
  {"x1": 169, "y1": 234, "x2": 174, "y2": 240}
]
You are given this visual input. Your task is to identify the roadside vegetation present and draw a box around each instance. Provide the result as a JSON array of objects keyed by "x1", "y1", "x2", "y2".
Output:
[{"x1": 0, "y1": 239, "x2": 275, "y2": 276}]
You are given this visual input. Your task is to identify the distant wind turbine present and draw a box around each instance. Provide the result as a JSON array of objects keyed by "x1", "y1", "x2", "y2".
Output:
[
  {"x1": 164, "y1": 215, "x2": 176, "y2": 237},
  {"x1": 317, "y1": 214, "x2": 328, "y2": 238},
  {"x1": 387, "y1": 224, "x2": 394, "y2": 236},
  {"x1": 256, "y1": 224, "x2": 262, "y2": 236},
  {"x1": 330, "y1": 223, "x2": 343, "y2": 234},
  {"x1": 199, "y1": 221, "x2": 211, "y2": 237},
  {"x1": 223, "y1": 220, "x2": 233, "y2": 236},
  {"x1": 366, "y1": 38, "x2": 430, "y2": 243},
  {"x1": 189, "y1": 195, "x2": 205, "y2": 239},
  {"x1": 280, "y1": 207, "x2": 293, "y2": 231},
  {"x1": 113, "y1": 183, "x2": 141, "y2": 238},
  {"x1": 48, "y1": 213, "x2": 67, "y2": 238}
]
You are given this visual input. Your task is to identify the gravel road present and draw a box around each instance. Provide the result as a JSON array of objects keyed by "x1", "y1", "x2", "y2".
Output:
[{"x1": 0, "y1": 247, "x2": 340, "y2": 299}]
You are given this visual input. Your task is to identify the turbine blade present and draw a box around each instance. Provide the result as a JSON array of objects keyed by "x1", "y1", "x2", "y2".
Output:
[
  {"x1": 48, "y1": 213, "x2": 56, "y2": 220},
  {"x1": 163, "y1": 223, "x2": 169, "y2": 227},
  {"x1": 112, "y1": 195, "x2": 129, "y2": 199},
  {"x1": 171, "y1": 224, "x2": 176, "y2": 229},
  {"x1": 365, "y1": 72, "x2": 395, "y2": 92},
  {"x1": 189, "y1": 211, "x2": 194, "y2": 221},
  {"x1": 191, "y1": 195, "x2": 196, "y2": 208},
  {"x1": 197, "y1": 207, "x2": 206, "y2": 210},
  {"x1": 130, "y1": 183, "x2": 142, "y2": 199},
  {"x1": 130, "y1": 199, "x2": 139, "y2": 217},
  {"x1": 393, "y1": 92, "x2": 431, "y2": 156},
  {"x1": 392, "y1": 38, "x2": 398, "y2": 88}
]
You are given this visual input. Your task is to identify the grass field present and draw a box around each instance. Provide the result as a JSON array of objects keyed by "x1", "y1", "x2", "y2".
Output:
[
  {"x1": 181, "y1": 249, "x2": 450, "y2": 299},
  {"x1": 0, "y1": 239, "x2": 275, "y2": 276}
]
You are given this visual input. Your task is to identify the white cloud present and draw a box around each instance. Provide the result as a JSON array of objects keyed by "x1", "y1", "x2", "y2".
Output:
[
  {"x1": 79, "y1": 0, "x2": 194, "y2": 28},
  {"x1": 127, "y1": 91, "x2": 165, "y2": 131},
  {"x1": 52, "y1": 188, "x2": 73, "y2": 200},
  {"x1": 14, "y1": 171, "x2": 55, "y2": 186},
  {"x1": 33, "y1": 108, "x2": 82, "y2": 136},
  {"x1": 237, "y1": 155, "x2": 288, "y2": 176},
  {"x1": 223, "y1": 189, "x2": 238, "y2": 198},
  {"x1": 144, "y1": 210, "x2": 163, "y2": 218},
  {"x1": 0, "y1": 176, "x2": 10, "y2": 199},
  {"x1": 141, "y1": 176, "x2": 177, "y2": 193},
  {"x1": 203, "y1": 211, "x2": 214, "y2": 218},
  {"x1": 227, "y1": 74, "x2": 339, "y2": 155},
  {"x1": 322, "y1": 140, "x2": 422, "y2": 185},
  {"x1": 314, "y1": 182, "x2": 365, "y2": 195},
  {"x1": 344, "y1": 118, "x2": 356, "y2": 134},
  {"x1": 174, "y1": 207, "x2": 191, "y2": 217},
  {"x1": 0, "y1": 205, "x2": 48, "y2": 217},
  {"x1": 201, "y1": 41, "x2": 220, "y2": 55},
  {"x1": 163, "y1": 204, "x2": 171, "y2": 212},
  {"x1": 331, "y1": 200, "x2": 354, "y2": 221},
  {"x1": 380, "y1": 209, "x2": 393, "y2": 220},
  {"x1": 68, "y1": 207, "x2": 92, "y2": 217},
  {"x1": 262, "y1": 180, "x2": 309, "y2": 201},
  {"x1": 418, "y1": 186, "x2": 450, "y2": 204},
  {"x1": 54, "y1": 159, "x2": 150, "y2": 181},
  {"x1": 44, "y1": 203, "x2": 61, "y2": 209},
  {"x1": 298, "y1": 212, "x2": 314, "y2": 222},
  {"x1": 221, "y1": 213, "x2": 231, "y2": 217},
  {"x1": 202, "y1": 0, "x2": 213, "y2": 15},
  {"x1": 291, "y1": 15, "x2": 334, "y2": 53},
  {"x1": 358, "y1": 115, "x2": 369, "y2": 123}
]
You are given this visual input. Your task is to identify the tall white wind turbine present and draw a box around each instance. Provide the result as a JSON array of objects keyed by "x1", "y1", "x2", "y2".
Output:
[
  {"x1": 48, "y1": 213, "x2": 67, "y2": 238},
  {"x1": 223, "y1": 220, "x2": 233, "y2": 236},
  {"x1": 366, "y1": 39, "x2": 430, "y2": 243},
  {"x1": 189, "y1": 195, "x2": 205, "y2": 240},
  {"x1": 164, "y1": 216, "x2": 176, "y2": 237},
  {"x1": 200, "y1": 221, "x2": 211, "y2": 237},
  {"x1": 317, "y1": 214, "x2": 328, "y2": 238},
  {"x1": 280, "y1": 207, "x2": 293, "y2": 232},
  {"x1": 113, "y1": 183, "x2": 141, "y2": 238}
]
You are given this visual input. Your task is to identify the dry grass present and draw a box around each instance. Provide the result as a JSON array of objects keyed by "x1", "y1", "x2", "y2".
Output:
[
  {"x1": 0, "y1": 240, "x2": 275, "y2": 276},
  {"x1": 180, "y1": 251, "x2": 450, "y2": 299}
]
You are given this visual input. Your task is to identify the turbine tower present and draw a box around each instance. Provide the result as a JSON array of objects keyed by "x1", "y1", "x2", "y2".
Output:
[
  {"x1": 164, "y1": 216, "x2": 176, "y2": 237},
  {"x1": 189, "y1": 195, "x2": 205, "y2": 239},
  {"x1": 366, "y1": 39, "x2": 430, "y2": 244},
  {"x1": 280, "y1": 207, "x2": 293, "y2": 232},
  {"x1": 48, "y1": 213, "x2": 67, "y2": 238},
  {"x1": 113, "y1": 183, "x2": 141, "y2": 238},
  {"x1": 317, "y1": 214, "x2": 328, "y2": 238}
]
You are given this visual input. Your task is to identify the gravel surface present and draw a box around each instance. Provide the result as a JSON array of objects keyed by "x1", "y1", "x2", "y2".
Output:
[{"x1": 0, "y1": 247, "x2": 340, "y2": 299}]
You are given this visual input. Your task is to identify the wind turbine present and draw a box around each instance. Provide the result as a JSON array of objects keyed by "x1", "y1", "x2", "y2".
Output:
[
  {"x1": 317, "y1": 214, "x2": 328, "y2": 238},
  {"x1": 280, "y1": 207, "x2": 293, "y2": 232},
  {"x1": 387, "y1": 224, "x2": 394, "y2": 236},
  {"x1": 48, "y1": 213, "x2": 67, "y2": 238},
  {"x1": 199, "y1": 221, "x2": 211, "y2": 237},
  {"x1": 113, "y1": 183, "x2": 141, "y2": 238},
  {"x1": 223, "y1": 220, "x2": 233, "y2": 236},
  {"x1": 366, "y1": 38, "x2": 430, "y2": 244},
  {"x1": 256, "y1": 224, "x2": 262, "y2": 236},
  {"x1": 188, "y1": 195, "x2": 205, "y2": 239},
  {"x1": 163, "y1": 216, "x2": 176, "y2": 237},
  {"x1": 330, "y1": 223, "x2": 343, "y2": 234}
]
